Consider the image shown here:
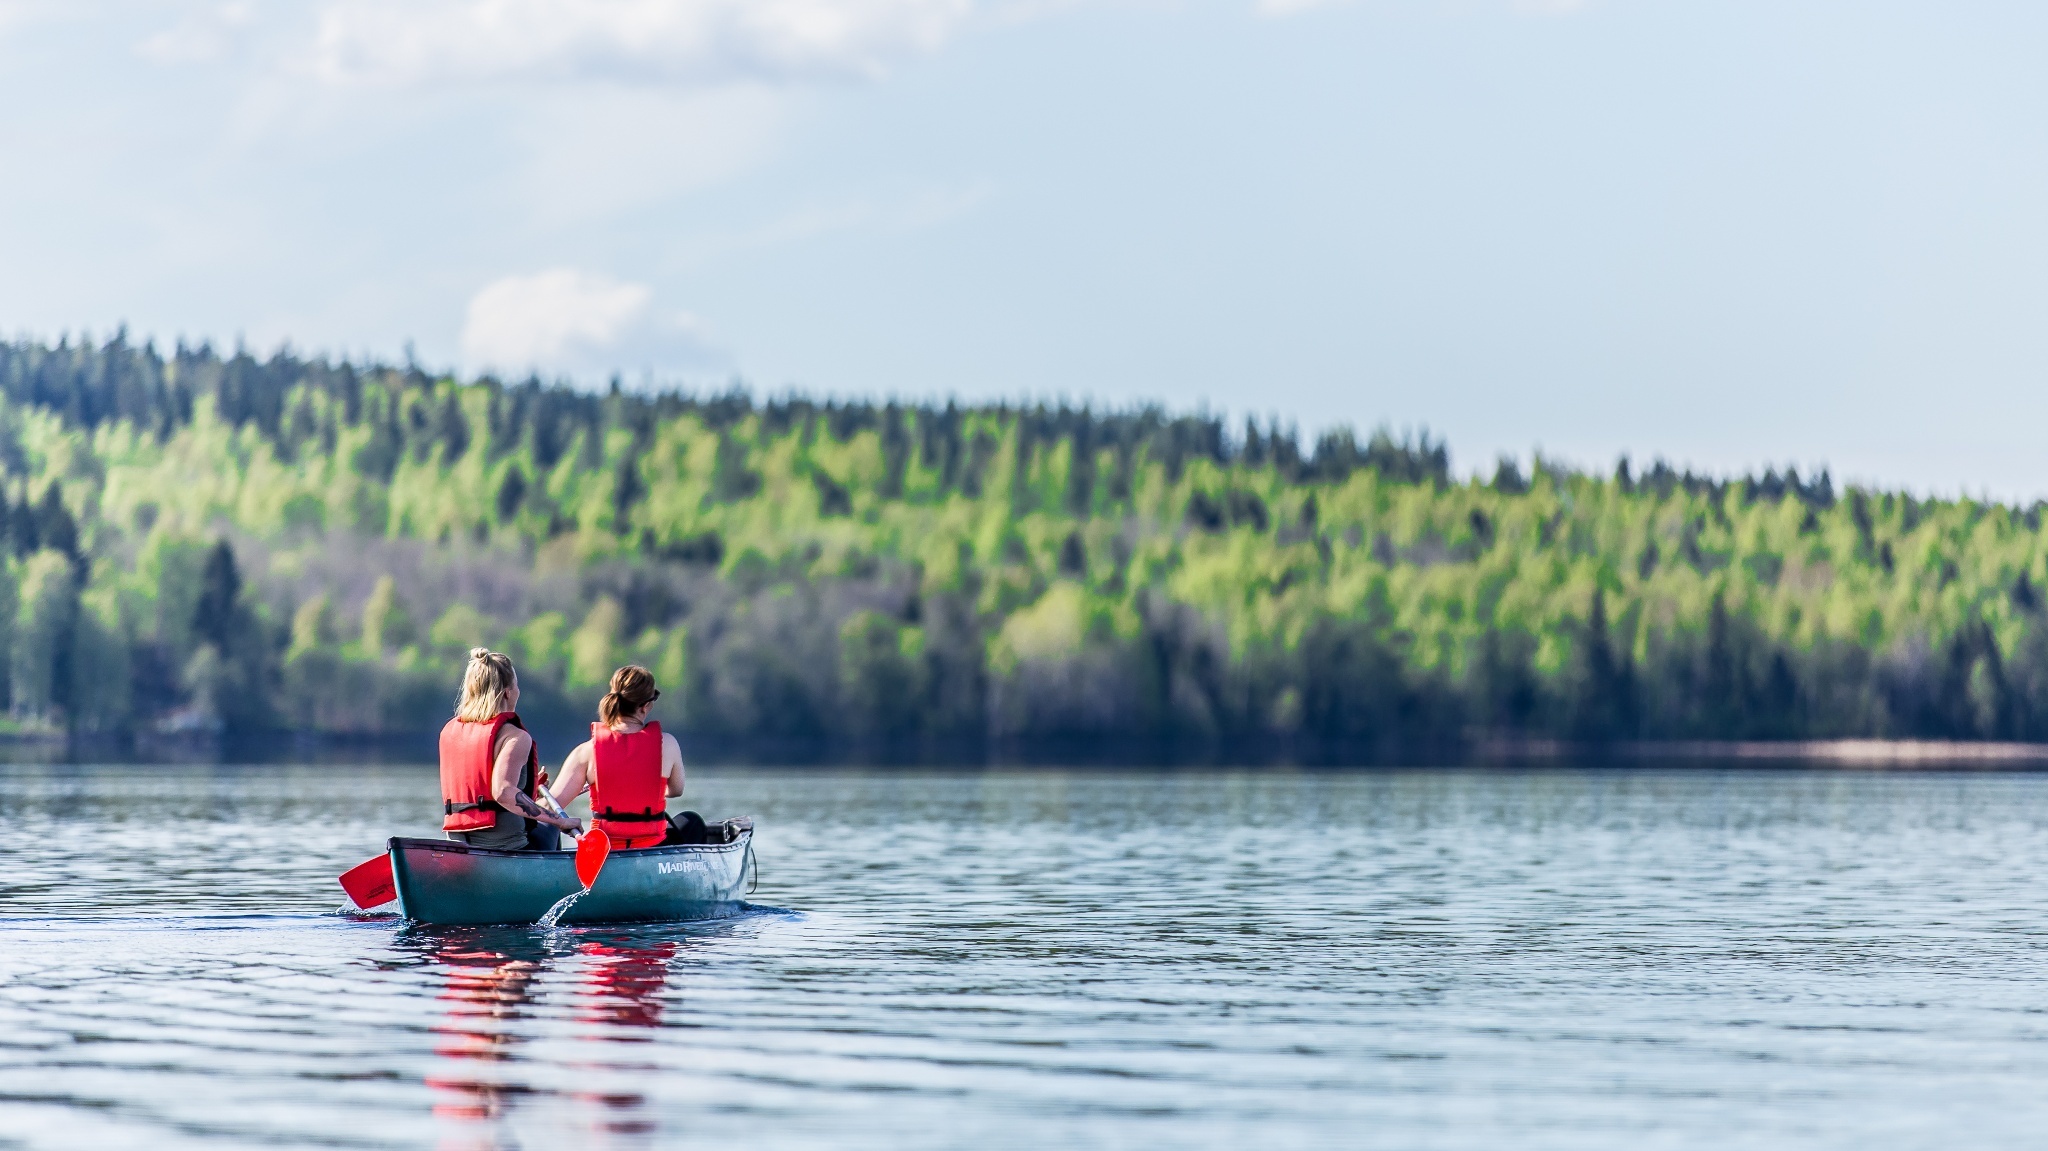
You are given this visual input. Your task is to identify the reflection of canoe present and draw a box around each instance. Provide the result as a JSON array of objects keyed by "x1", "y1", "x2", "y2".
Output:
[{"x1": 388, "y1": 819, "x2": 754, "y2": 926}]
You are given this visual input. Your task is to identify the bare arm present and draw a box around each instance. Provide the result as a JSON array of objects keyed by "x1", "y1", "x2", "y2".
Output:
[
  {"x1": 492, "y1": 728, "x2": 579, "y2": 832},
  {"x1": 663, "y1": 732, "x2": 685, "y2": 798},
  {"x1": 548, "y1": 741, "x2": 594, "y2": 810}
]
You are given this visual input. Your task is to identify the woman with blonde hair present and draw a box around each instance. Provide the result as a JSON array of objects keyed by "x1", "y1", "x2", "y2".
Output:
[
  {"x1": 548, "y1": 665, "x2": 701, "y2": 850},
  {"x1": 440, "y1": 648, "x2": 582, "y2": 851}
]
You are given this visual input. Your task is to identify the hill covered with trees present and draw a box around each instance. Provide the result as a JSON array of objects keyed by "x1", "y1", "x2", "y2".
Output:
[{"x1": 0, "y1": 331, "x2": 2039, "y2": 759}]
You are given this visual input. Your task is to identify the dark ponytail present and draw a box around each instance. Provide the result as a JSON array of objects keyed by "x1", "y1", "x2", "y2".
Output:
[{"x1": 598, "y1": 664, "x2": 660, "y2": 725}]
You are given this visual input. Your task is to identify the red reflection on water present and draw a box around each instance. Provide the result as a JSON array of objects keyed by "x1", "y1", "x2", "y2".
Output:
[
  {"x1": 565, "y1": 939, "x2": 679, "y2": 1139},
  {"x1": 575, "y1": 940, "x2": 678, "y2": 1033},
  {"x1": 423, "y1": 936, "x2": 683, "y2": 1149},
  {"x1": 427, "y1": 946, "x2": 541, "y2": 1149}
]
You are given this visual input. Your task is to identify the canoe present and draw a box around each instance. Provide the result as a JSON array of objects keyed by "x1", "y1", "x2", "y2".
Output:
[{"x1": 387, "y1": 818, "x2": 754, "y2": 926}]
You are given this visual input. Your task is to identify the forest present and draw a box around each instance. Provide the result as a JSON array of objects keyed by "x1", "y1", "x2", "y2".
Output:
[{"x1": 0, "y1": 331, "x2": 2039, "y2": 760}]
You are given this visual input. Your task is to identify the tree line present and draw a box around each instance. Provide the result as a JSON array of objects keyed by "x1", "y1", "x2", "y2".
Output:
[{"x1": 0, "y1": 331, "x2": 2038, "y2": 759}]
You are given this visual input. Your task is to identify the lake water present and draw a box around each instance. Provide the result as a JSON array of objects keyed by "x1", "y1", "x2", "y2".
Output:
[{"x1": 4, "y1": 764, "x2": 2048, "y2": 1149}]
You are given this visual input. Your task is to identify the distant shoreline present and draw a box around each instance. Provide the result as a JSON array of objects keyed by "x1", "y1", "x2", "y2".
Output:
[
  {"x1": 1479, "y1": 738, "x2": 2048, "y2": 767},
  {"x1": 9, "y1": 730, "x2": 2048, "y2": 768}
]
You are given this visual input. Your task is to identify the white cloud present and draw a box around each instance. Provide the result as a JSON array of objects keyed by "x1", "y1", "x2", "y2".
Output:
[
  {"x1": 311, "y1": 0, "x2": 973, "y2": 87},
  {"x1": 460, "y1": 268, "x2": 725, "y2": 382},
  {"x1": 137, "y1": 2, "x2": 258, "y2": 65}
]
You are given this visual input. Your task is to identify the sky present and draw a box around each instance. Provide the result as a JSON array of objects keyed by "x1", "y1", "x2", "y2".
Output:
[{"x1": 1, "y1": 1, "x2": 2046, "y2": 497}]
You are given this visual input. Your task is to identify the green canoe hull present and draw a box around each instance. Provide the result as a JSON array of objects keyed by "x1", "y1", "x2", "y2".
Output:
[{"x1": 387, "y1": 821, "x2": 754, "y2": 926}]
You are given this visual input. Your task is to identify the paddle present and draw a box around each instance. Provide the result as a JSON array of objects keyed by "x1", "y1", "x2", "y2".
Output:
[
  {"x1": 335, "y1": 788, "x2": 610, "y2": 910},
  {"x1": 537, "y1": 788, "x2": 612, "y2": 890},
  {"x1": 335, "y1": 829, "x2": 606, "y2": 910},
  {"x1": 575, "y1": 827, "x2": 612, "y2": 889},
  {"x1": 338, "y1": 852, "x2": 396, "y2": 910}
]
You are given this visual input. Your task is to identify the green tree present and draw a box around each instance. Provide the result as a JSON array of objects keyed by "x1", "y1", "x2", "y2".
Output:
[
  {"x1": 11, "y1": 551, "x2": 75, "y2": 724},
  {"x1": 361, "y1": 575, "x2": 415, "y2": 657},
  {"x1": 568, "y1": 597, "x2": 624, "y2": 689},
  {"x1": 193, "y1": 541, "x2": 241, "y2": 652},
  {"x1": 837, "y1": 610, "x2": 925, "y2": 741}
]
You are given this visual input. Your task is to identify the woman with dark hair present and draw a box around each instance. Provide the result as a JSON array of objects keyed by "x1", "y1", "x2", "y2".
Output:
[
  {"x1": 440, "y1": 648, "x2": 582, "y2": 851},
  {"x1": 547, "y1": 665, "x2": 705, "y2": 849}
]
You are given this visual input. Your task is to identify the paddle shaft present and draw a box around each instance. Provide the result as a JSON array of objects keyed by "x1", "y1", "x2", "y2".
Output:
[
  {"x1": 338, "y1": 781, "x2": 604, "y2": 908},
  {"x1": 537, "y1": 778, "x2": 612, "y2": 889},
  {"x1": 536, "y1": 785, "x2": 580, "y2": 836}
]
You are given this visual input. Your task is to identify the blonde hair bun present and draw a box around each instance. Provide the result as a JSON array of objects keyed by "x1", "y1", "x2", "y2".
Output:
[{"x1": 455, "y1": 648, "x2": 519, "y2": 721}]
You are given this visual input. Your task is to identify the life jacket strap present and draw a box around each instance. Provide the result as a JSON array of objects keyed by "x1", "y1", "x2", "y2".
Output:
[
  {"x1": 596, "y1": 808, "x2": 667, "y2": 822},
  {"x1": 445, "y1": 798, "x2": 499, "y2": 815}
]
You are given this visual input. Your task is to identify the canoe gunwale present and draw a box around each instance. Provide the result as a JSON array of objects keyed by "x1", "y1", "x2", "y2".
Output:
[
  {"x1": 385, "y1": 831, "x2": 751, "y2": 863},
  {"x1": 387, "y1": 816, "x2": 753, "y2": 863}
]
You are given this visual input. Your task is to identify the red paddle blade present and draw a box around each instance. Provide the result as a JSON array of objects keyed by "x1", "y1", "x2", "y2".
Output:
[
  {"x1": 339, "y1": 854, "x2": 396, "y2": 909},
  {"x1": 575, "y1": 828, "x2": 612, "y2": 890}
]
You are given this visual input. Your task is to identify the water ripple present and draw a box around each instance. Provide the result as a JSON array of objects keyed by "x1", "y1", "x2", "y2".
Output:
[{"x1": 4, "y1": 766, "x2": 2048, "y2": 1147}]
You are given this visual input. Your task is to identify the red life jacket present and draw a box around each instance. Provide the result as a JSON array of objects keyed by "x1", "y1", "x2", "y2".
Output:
[
  {"x1": 439, "y1": 712, "x2": 538, "y2": 833},
  {"x1": 590, "y1": 721, "x2": 668, "y2": 840}
]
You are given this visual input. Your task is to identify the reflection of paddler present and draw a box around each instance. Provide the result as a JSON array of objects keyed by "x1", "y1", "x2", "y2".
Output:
[
  {"x1": 426, "y1": 944, "x2": 544, "y2": 1138},
  {"x1": 573, "y1": 939, "x2": 679, "y2": 1032},
  {"x1": 535, "y1": 937, "x2": 677, "y2": 1143}
]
